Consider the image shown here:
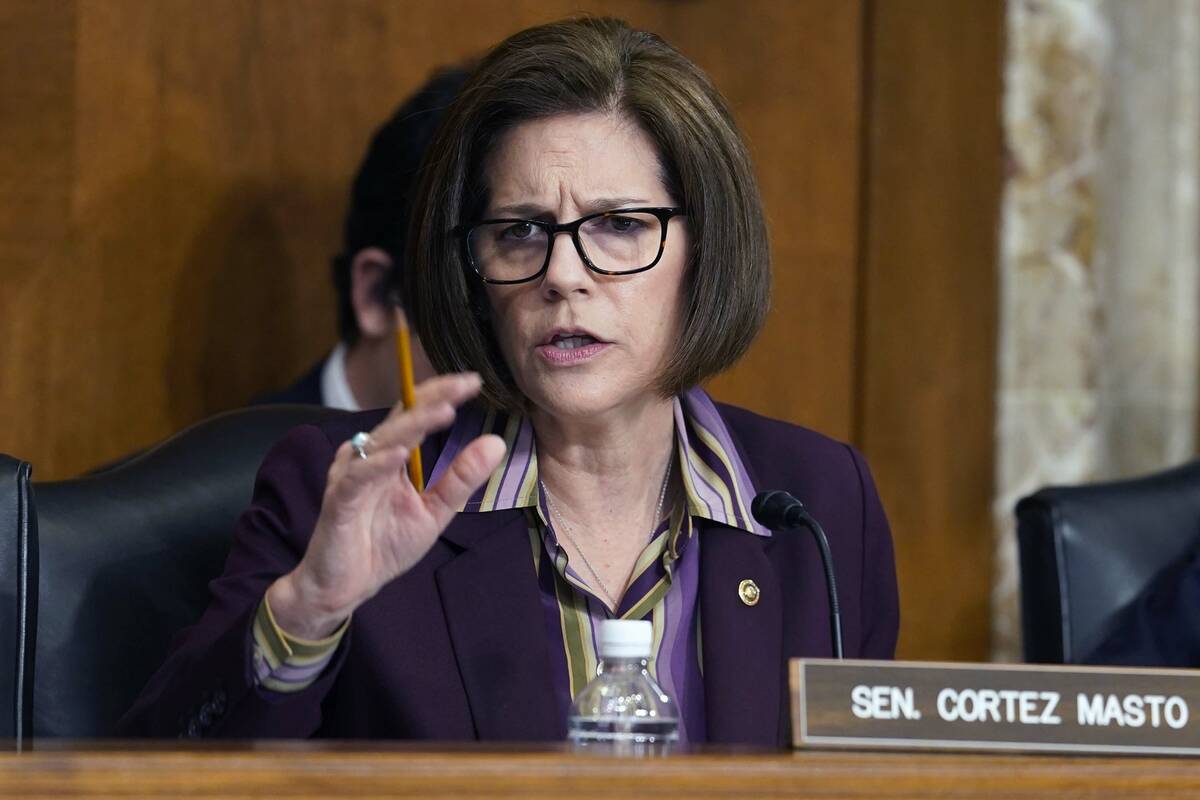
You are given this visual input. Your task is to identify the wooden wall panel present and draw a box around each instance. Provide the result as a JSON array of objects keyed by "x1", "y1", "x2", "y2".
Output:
[
  {"x1": 0, "y1": 0, "x2": 860, "y2": 480},
  {"x1": 857, "y1": 0, "x2": 1003, "y2": 661},
  {"x1": 0, "y1": 1, "x2": 1001, "y2": 662},
  {"x1": 0, "y1": 1, "x2": 77, "y2": 471},
  {"x1": 691, "y1": 2, "x2": 863, "y2": 442}
]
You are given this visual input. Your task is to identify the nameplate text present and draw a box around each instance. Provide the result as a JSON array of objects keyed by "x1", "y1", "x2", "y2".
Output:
[{"x1": 791, "y1": 659, "x2": 1200, "y2": 755}]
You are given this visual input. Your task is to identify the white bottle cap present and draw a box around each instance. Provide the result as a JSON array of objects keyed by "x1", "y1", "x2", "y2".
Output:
[{"x1": 599, "y1": 619, "x2": 653, "y2": 659}]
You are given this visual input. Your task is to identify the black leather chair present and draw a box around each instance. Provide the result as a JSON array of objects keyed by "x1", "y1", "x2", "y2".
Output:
[
  {"x1": 0, "y1": 455, "x2": 36, "y2": 749},
  {"x1": 0, "y1": 405, "x2": 344, "y2": 745},
  {"x1": 1016, "y1": 460, "x2": 1200, "y2": 664}
]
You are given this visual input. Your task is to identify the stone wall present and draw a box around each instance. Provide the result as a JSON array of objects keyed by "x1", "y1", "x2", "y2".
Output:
[{"x1": 995, "y1": 0, "x2": 1200, "y2": 660}]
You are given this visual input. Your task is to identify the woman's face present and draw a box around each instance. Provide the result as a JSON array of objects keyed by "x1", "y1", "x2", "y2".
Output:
[{"x1": 481, "y1": 111, "x2": 690, "y2": 423}]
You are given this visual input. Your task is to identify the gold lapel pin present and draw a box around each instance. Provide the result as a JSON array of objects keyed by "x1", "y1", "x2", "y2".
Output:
[{"x1": 738, "y1": 579, "x2": 760, "y2": 606}]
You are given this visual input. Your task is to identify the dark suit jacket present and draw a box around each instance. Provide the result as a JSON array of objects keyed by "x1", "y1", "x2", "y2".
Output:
[
  {"x1": 1086, "y1": 543, "x2": 1200, "y2": 667},
  {"x1": 252, "y1": 359, "x2": 325, "y2": 406},
  {"x1": 120, "y1": 402, "x2": 899, "y2": 746}
]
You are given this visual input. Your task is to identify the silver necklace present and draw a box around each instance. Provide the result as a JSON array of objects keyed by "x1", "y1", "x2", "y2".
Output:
[{"x1": 543, "y1": 458, "x2": 673, "y2": 610}]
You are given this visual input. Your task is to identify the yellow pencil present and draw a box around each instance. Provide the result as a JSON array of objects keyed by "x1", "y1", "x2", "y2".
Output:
[{"x1": 396, "y1": 319, "x2": 425, "y2": 492}]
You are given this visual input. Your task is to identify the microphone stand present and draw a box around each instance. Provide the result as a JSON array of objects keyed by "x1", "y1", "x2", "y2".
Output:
[
  {"x1": 752, "y1": 491, "x2": 844, "y2": 659},
  {"x1": 792, "y1": 507, "x2": 843, "y2": 659}
]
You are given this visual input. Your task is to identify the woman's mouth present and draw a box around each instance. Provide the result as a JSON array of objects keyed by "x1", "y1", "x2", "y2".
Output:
[
  {"x1": 536, "y1": 332, "x2": 610, "y2": 364},
  {"x1": 550, "y1": 334, "x2": 596, "y2": 350}
]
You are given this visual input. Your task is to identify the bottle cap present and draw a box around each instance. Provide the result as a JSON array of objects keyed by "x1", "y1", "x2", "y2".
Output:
[{"x1": 599, "y1": 619, "x2": 652, "y2": 659}]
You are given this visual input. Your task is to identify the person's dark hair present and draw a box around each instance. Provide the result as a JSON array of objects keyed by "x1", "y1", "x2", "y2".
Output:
[
  {"x1": 407, "y1": 17, "x2": 771, "y2": 411},
  {"x1": 332, "y1": 67, "x2": 469, "y2": 345}
]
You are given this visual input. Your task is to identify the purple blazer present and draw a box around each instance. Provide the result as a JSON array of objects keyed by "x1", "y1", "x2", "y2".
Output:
[{"x1": 121, "y1": 402, "x2": 899, "y2": 746}]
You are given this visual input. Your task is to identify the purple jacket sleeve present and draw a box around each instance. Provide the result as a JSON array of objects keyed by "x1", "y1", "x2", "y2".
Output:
[
  {"x1": 119, "y1": 423, "x2": 348, "y2": 738},
  {"x1": 850, "y1": 446, "x2": 900, "y2": 658}
]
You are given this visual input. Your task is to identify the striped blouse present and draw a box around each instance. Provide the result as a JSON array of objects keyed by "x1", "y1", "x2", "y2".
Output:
[{"x1": 252, "y1": 386, "x2": 769, "y2": 744}]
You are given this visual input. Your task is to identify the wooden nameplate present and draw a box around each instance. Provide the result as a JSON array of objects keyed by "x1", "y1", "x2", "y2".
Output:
[{"x1": 791, "y1": 658, "x2": 1200, "y2": 756}]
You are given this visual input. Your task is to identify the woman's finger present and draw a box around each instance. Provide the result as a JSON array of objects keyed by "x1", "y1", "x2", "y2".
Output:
[
  {"x1": 368, "y1": 373, "x2": 482, "y2": 452},
  {"x1": 328, "y1": 388, "x2": 469, "y2": 500},
  {"x1": 324, "y1": 439, "x2": 407, "y2": 504},
  {"x1": 411, "y1": 372, "x2": 482, "y2": 408},
  {"x1": 422, "y1": 434, "x2": 507, "y2": 529},
  {"x1": 367, "y1": 398, "x2": 457, "y2": 454},
  {"x1": 338, "y1": 439, "x2": 411, "y2": 484},
  {"x1": 378, "y1": 372, "x2": 482, "y2": 430}
]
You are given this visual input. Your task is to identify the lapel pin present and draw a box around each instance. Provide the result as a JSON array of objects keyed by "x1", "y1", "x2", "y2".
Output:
[{"x1": 738, "y1": 579, "x2": 760, "y2": 606}]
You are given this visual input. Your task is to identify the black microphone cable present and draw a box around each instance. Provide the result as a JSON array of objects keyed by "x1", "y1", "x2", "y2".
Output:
[{"x1": 751, "y1": 490, "x2": 843, "y2": 659}]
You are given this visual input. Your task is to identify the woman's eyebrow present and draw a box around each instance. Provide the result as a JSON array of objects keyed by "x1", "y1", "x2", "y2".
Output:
[
  {"x1": 580, "y1": 197, "x2": 651, "y2": 213},
  {"x1": 489, "y1": 197, "x2": 652, "y2": 218},
  {"x1": 489, "y1": 202, "x2": 547, "y2": 218}
]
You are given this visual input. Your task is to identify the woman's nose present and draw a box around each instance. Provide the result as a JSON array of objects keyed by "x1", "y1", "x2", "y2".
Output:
[{"x1": 540, "y1": 231, "x2": 592, "y2": 299}]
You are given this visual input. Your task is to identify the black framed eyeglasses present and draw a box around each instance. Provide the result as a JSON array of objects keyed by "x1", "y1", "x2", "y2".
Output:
[{"x1": 453, "y1": 207, "x2": 686, "y2": 285}]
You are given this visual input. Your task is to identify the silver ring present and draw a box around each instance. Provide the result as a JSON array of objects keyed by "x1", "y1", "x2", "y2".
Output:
[{"x1": 350, "y1": 431, "x2": 372, "y2": 460}]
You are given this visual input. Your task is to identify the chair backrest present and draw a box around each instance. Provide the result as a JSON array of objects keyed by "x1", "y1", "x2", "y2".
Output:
[
  {"x1": 25, "y1": 404, "x2": 344, "y2": 740},
  {"x1": 1015, "y1": 460, "x2": 1200, "y2": 664},
  {"x1": 0, "y1": 455, "x2": 36, "y2": 749}
]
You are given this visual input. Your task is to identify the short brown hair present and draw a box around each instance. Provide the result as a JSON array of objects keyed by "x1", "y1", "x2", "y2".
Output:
[{"x1": 406, "y1": 17, "x2": 770, "y2": 411}]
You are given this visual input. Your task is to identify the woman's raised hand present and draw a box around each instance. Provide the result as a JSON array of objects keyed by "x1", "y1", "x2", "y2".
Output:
[{"x1": 267, "y1": 372, "x2": 506, "y2": 639}]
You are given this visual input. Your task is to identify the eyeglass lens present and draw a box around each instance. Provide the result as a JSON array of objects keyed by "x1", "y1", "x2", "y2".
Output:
[{"x1": 467, "y1": 211, "x2": 665, "y2": 282}]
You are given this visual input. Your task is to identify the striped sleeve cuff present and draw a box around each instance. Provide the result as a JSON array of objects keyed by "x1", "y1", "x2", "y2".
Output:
[{"x1": 251, "y1": 593, "x2": 348, "y2": 694}]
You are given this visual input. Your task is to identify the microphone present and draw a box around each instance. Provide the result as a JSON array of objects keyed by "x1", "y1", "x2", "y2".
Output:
[{"x1": 751, "y1": 490, "x2": 843, "y2": 659}]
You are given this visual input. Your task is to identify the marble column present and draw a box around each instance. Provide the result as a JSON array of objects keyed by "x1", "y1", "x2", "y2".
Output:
[{"x1": 994, "y1": 0, "x2": 1200, "y2": 661}]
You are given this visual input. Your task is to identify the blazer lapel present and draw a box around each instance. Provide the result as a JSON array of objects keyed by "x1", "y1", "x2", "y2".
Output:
[
  {"x1": 699, "y1": 522, "x2": 784, "y2": 746},
  {"x1": 434, "y1": 509, "x2": 562, "y2": 741}
]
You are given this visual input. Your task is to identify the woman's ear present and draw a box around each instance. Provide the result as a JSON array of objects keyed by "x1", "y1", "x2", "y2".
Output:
[{"x1": 350, "y1": 247, "x2": 396, "y2": 340}]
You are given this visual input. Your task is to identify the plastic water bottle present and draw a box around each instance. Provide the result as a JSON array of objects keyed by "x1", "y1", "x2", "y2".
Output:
[{"x1": 566, "y1": 619, "x2": 679, "y2": 755}]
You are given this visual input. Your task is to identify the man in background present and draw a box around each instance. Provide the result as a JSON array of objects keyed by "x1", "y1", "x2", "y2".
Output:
[
  {"x1": 1086, "y1": 544, "x2": 1200, "y2": 667},
  {"x1": 258, "y1": 68, "x2": 467, "y2": 409}
]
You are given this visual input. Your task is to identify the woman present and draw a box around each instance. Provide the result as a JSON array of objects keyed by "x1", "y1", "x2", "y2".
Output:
[{"x1": 123, "y1": 17, "x2": 898, "y2": 747}]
